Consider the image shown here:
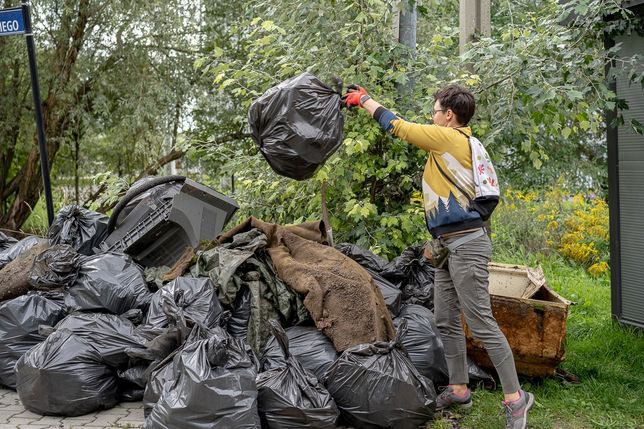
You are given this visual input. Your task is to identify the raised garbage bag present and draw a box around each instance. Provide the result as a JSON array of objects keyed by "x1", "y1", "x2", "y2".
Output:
[
  {"x1": 0, "y1": 231, "x2": 18, "y2": 252},
  {"x1": 382, "y1": 244, "x2": 435, "y2": 309},
  {"x1": 394, "y1": 304, "x2": 495, "y2": 388},
  {"x1": 65, "y1": 252, "x2": 152, "y2": 314},
  {"x1": 15, "y1": 329, "x2": 120, "y2": 416},
  {"x1": 257, "y1": 320, "x2": 339, "y2": 429},
  {"x1": 0, "y1": 292, "x2": 67, "y2": 389},
  {"x1": 324, "y1": 320, "x2": 436, "y2": 429},
  {"x1": 144, "y1": 277, "x2": 223, "y2": 329},
  {"x1": 28, "y1": 244, "x2": 81, "y2": 290},
  {"x1": 248, "y1": 72, "x2": 344, "y2": 180},
  {"x1": 48, "y1": 205, "x2": 108, "y2": 255},
  {"x1": 0, "y1": 236, "x2": 43, "y2": 270},
  {"x1": 261, "y1": 325, "x2": 339, "y2": 381},
  {"x1": 144, "y1": 327, "x2": 260, "y2": 429}
]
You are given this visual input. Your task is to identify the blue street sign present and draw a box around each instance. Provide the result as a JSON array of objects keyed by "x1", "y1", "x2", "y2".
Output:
[{"x1": 0, "y1": 7, "x2": 25, "y2": 36}]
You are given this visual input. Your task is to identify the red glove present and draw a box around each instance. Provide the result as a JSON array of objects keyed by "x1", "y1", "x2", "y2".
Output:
[{"x1": 343, "y1": 84, "x2": 369, "y2": 108}]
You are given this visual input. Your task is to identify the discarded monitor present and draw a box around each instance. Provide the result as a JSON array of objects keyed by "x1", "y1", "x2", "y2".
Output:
[{"x1": 99, "y1": 177, "x2": 239, "y2": 267}]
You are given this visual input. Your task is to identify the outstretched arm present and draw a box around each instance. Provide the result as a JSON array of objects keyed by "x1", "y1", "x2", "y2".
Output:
[
  {"x1": 343, "y1": 85, "x2": 455, "y2": 154},
  {"x1": 343, "y1": 85, "x2": 398, "y2": 132}
]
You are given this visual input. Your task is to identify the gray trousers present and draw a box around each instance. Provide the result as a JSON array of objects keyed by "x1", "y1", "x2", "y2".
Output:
[{"x1": 434, "y1": 232, "x2": 521, "y2": 394}]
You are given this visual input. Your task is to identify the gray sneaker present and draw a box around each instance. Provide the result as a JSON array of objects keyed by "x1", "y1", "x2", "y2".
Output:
[
  {"x1": 503, "y1": 390, "x2": 535, "y2": 429},
  {"x1": 435, "y1": 386, "x2": 472, "y2": 411}
]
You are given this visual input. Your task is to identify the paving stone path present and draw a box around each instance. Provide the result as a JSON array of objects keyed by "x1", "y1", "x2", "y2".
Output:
[{"x1": 0, "y1": 388, "x2": 144, "y2": 429}]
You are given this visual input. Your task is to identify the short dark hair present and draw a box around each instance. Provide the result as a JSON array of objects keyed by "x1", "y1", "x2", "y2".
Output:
[{"x1": 433, "y1": 84, "x2": 475, "y2": 125}]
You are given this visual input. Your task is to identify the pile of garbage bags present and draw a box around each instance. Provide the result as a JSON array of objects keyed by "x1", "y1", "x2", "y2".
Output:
[{"x1": 0, "y1": 203, "x2": 496, "y2": 428}]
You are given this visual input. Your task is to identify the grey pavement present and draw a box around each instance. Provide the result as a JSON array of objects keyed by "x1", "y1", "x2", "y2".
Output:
[{"x1": 0, "y1": 387, "x2": 144, "y2": 429}]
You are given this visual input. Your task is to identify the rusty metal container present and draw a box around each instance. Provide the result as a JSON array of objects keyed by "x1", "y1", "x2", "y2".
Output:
[{"x1": 464, "y1": 262, "x2": 572, "y2": 377}]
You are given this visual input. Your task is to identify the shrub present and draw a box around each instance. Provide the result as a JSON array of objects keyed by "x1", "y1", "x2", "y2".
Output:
[{"x1": 492, "y1": 185, "x2": 609, "y2": 276}]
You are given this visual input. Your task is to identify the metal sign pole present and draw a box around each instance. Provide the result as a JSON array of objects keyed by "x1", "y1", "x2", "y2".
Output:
[{"x1": 21, "y1": 0, "x2": 55, "y2": 226}]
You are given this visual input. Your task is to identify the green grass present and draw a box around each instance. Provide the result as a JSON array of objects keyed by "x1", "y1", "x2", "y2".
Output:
[{"x1": 429, "y1": 254, "x2": 644, "y2": 429}]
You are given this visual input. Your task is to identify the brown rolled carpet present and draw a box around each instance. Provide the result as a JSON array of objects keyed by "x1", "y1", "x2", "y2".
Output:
[{"x1": 218, "y1": 217, "x2": 395, "y2": 351}]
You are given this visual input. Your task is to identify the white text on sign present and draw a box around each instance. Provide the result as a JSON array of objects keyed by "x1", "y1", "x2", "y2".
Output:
[{"x1": 0, "y1": 20, "x2": 20, "y2": 32}]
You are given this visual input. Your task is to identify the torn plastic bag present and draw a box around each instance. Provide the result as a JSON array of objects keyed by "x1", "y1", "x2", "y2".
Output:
[
  {"x1": 15, "y1": 329, "x2": 120, "y2": 416},
  {"x1": 248, "y1": 72, "x2": 344, "y2": 180},
  {"x1": 261, "y1": 325, "x2": 339, "y2": 381},
  {"x1": 0, "y1": 292, "x2": 67, "y2": 389},
  {"x1": 51, "y1": 312, "x2": 146, "y2": 368},
  {"x1": 382, "y1": 244, "x2": 435, "y2": 309},
  {"x1": 28, "y1": 244, "x2": 81, "y2": 290},
  {"x1": 65, "y1": 253, "x2": 152, "y2": 314},
  {"x1": 394, "y1": 304, "x2": 495, "y2": 388},
  {"x1": 323, "y1": 320, "x2": 436, "y2": 429},
  {"x1": 144, "y1": 326, "x2": 260, "y2": 429},
  {"x1": 144, "y1": 277, "x2": 223, "y2": 329},
  {"x1": 257, "y1": 320, "x2": 339, "y2": 429},
  {"x1": 0, "y1": 231, "x2": 18, "y2": 252},
  {"x1": 48, "y1": 205, "x2": 108, "y2": 255},
  {"x1": 0, "y1": 236, "x2": 44, "y2": 270}
]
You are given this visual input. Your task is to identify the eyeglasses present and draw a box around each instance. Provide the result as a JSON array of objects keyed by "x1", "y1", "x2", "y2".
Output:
[{"x1": 431, "y1": 109, "x2": 448, "y2": 116}]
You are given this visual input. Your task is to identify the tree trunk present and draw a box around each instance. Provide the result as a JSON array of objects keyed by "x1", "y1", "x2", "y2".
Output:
[{"x1": 0, "y1": 0, "x2": 91, "y2": 230}]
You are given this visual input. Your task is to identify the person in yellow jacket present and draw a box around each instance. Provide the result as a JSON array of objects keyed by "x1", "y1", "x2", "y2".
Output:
[{"x1": 343, "y1": 84, "x2": 534, "y2": 429}]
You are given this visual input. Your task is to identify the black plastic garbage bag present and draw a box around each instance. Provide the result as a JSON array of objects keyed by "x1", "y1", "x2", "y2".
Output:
[
  {"x1": 394, "y1": 304, "x2": 495, "y2": 388},
  {"x1": 335, "y1": 243, "x2": 389, "y2": 274},
  {"x1": 15, "y1": 329, "x2": 120, "y2": 416},
  {"x1": 142, "y1": 350, "x2": 178, "y2": 416},
  {"x1": 382, "y1": 244, "x2": 435, "y2": 309},
  {"x1": 0, "y1": 292, "x2": 67, "y2": 389},
  {"x1": 394, "y1": 304, "x2": 448, "y2": 385},
  {"x1": 261, "y1": 325, "x2": 339, "y2": 381},
  {"x1": 142, "y1": 324, "x2": 212, "y2": 416},
  {"x1": 52, "y1": 312, "x2": 146, "y2": 368},
  {"x1": 28, "y1": 244, "x2": 81, "y2": 290},
  {"x1": 48, "y1": 205, "x2": 108, "y2": 255},
  {"x1": 0, "y1": 236, "x2": 44, "y2": 270},
  {"x1": 368, "y1": 269, "x2": 402, "y2": 316},
  {"x1": 65, "y1": 253, "x2": 152, "y2": 314},
  {"x1": 144, "y1": 327, "x2": 260, "y2": 429},
  {"x1": 324, "y1": 320, "x2": 436, "y2": 429},
  {"x1": 257, "y1": 320, "x2": 339, "y2": 429},
  {"x1": 144, "y1": 277, "x2": 223, "y2": 329},
  {"x1": 0, "y1": 231, "x2": 18, "y2": 252},
  {"x1": 249, "y1": 72, "x2": 344, "y2": 180}
]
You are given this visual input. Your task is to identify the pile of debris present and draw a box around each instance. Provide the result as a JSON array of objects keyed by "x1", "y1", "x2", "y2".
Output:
[{"x1": 0, "y1": 178, "x2": 500, "y2": 429}]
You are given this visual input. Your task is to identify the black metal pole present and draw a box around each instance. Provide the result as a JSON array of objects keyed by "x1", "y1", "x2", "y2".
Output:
[{"x1": 21, "y1": 0, "x2": 54, "y2": 226}]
